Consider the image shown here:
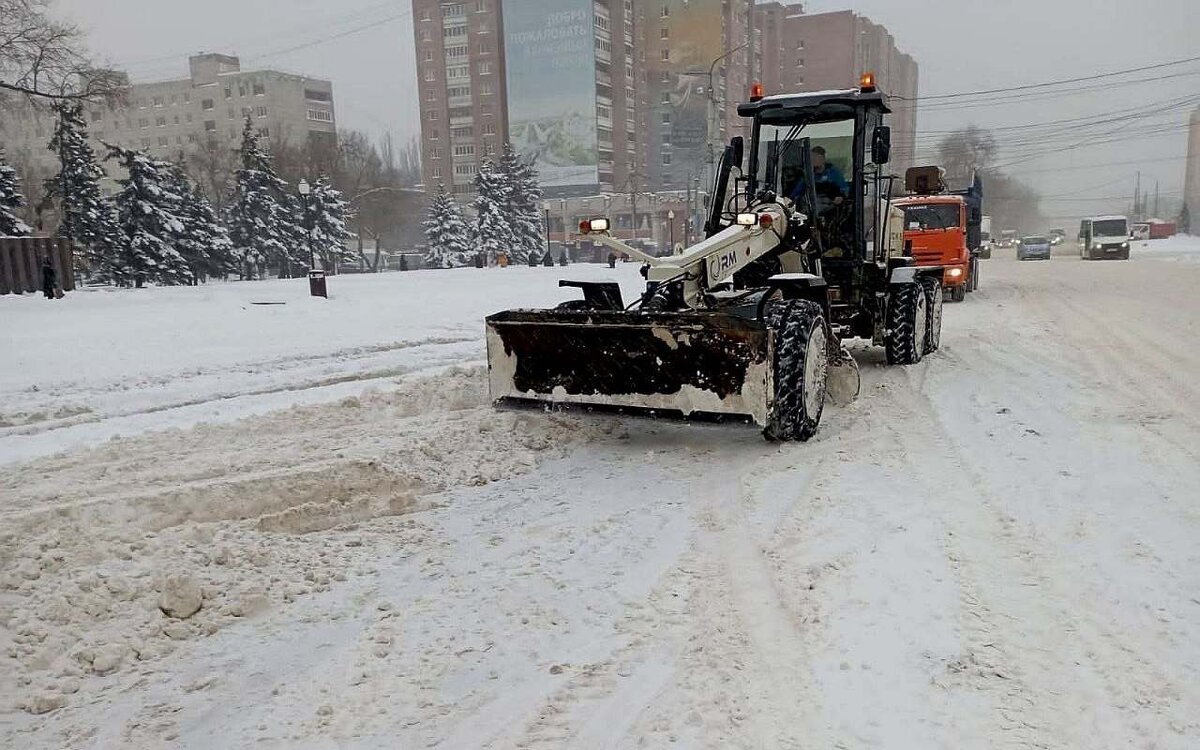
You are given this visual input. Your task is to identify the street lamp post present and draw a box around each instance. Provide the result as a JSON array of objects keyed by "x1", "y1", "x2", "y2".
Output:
[
  {"x1": 667, "y1": 209, "x2": 676, "y2": 254},
  {"x1": 298, "y1": 179, "x2": 325, "y2": 298}
]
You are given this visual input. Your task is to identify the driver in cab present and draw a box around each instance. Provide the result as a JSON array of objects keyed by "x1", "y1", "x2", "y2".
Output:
[{"x1": 785, "y1": 146, "x2": 849, "y2": 206}]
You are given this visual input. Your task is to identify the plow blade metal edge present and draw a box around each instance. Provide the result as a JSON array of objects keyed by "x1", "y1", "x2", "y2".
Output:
[{"x1": 485, "y1": 309, "x2": 773, "y2": 426}]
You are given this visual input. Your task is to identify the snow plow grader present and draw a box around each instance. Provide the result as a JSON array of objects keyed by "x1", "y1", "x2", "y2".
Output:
[{"x1": 486, "y1": 76, "x2": 947, "y2": 441}]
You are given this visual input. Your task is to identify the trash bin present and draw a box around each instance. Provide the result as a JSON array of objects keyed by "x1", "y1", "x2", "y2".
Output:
[{"x1": 308, "y1": 269, "x2": 327, "y2": 298}]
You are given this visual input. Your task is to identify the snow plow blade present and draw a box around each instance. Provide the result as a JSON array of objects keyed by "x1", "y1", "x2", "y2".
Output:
[{"x1": 486, "y1": 309, "x2": 772, "y2": 425}]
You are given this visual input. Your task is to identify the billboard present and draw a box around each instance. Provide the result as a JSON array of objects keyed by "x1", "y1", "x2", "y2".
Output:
[
  {"x1": 651, "y1": 0, "x2": 725, "y2": 188},
  {"x1": 503, "y1": 2, "x2": 598, "y2": 191}
]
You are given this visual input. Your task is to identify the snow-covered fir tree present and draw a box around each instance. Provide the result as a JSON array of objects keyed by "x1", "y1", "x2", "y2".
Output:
[
  {"x1": 305, "y1": 176, "x2": 354, "y2": 271},
  {"x1": 472, "y1": 160, "x2": 512, "y2": 265},
  {"x1": 164, "y1": 162, "x2": 236, "y2": 282},
  {"x1": 499, "y1": 144, "x2": 543, "y2": 264},
  {"x1": 225, "y1": 117, "x2": 305, "y2": 279},
  {"x1": 422, "y1": 184, "x2": 472, "y2": 268},
  {"x1": 105, "y1": 144, "x2": 193, "y2": 287},
  {"x1": 45, "y1": 103, "x2": 118, "y2": 275},
  {"x1": 0, "y1": 148, "x2": 32, "y2": 236}
]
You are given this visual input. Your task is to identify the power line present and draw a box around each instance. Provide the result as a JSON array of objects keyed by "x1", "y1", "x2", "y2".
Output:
[{"x1": 892, "y1": 54, "x2": 1200, "y2": 102}]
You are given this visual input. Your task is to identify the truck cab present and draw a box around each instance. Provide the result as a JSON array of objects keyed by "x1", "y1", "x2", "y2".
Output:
[{"x1": 893, "y1": 194, "x2": 971, "y2": 301}]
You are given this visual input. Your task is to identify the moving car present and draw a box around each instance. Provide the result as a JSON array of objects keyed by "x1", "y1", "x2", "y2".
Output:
[
  {"x1": 1048, "y1": 228, "x2": 1066, "y2": 245},
  {"x1": 998, "y1": 229, "x2": 1018, "y2": 248},
  {"x1": 1017, "y1": 236, "x2": 1052, "y2": 261},
  {"x1": 1077, "y1": 215, "x2": 1130, "y2": 260}
]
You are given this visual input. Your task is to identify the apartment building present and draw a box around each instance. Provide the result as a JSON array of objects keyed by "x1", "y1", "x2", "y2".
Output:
[
  {"x1": 641, "y1": 0, "x2": 756, "y2": 193},
  {"x1": 413, "y1": 0, "x2": 508, "y2": 200},
  {"x1": 758, "y1": 10, "x2": 918, "y2": 173},
  {"x1": 0, "y1": 54, "x2": 336, "y2": 187}
]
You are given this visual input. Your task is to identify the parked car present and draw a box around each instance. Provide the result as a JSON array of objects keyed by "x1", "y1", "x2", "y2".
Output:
[{"x1": 1017, "y1": 236, "x2": 1052, "y2": 261}]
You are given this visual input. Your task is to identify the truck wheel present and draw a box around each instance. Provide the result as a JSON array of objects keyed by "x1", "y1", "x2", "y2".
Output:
[
  {"x1": 950, "y1": 285, "x2": 967, "y2": 303},
  {"x1": 885, "y1": 282, "x2": 927, "y2": 366},
  {"x1": 919, "y1": 277, "x2": 943, "y2": 354},
  {"x1": 763, "y1": 299, "x2": 828, "y2": 442}
]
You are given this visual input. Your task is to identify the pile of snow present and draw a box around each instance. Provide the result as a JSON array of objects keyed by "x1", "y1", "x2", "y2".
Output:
[
  {"x1": 1132, "y1": 234, "x2": 1200, "y2": 264},
  {"x1": 0, "y1": 263, "x2": 645, "y2": 463},
  {"x1": 0, "y1": 366, "x2": 611, "y2": 718}
]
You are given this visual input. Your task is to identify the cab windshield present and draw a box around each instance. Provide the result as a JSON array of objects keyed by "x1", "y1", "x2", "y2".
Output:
[
  {"x1": 755, "y1": 118, "x2": 854, "y2": 200},
  {"x1": 903, "y1": 204, "x2": 960, "y2": 231},
  {"x1": 1093, "y1": 219, "x2": 1127, "y2": 236}
]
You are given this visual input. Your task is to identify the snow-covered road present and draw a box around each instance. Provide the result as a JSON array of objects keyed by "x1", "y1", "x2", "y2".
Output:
[{"x1": 2, "y1": 244, "x2": 1198, "y2": 748}]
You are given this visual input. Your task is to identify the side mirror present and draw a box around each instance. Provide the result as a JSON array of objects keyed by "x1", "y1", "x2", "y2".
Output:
[
  {"x1": 872, "y1": 126, "x2": 892, "y2": 165},
  {"x1": 729, "y1": 136, "x2": 744, "y2": 171}
]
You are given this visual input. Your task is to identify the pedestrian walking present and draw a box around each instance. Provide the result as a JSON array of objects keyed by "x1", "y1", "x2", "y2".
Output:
[{"x1": 41, "y1": 256, "x2": 57, "y2": 300}]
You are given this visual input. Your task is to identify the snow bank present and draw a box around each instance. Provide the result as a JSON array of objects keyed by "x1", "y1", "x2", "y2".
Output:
[
  {"x1": 0, "y1": 366, "x2": 610, "y2": 720},
  {"x1": 0, "y1": 263, "x2": 645, "y2": 463},
  {"x1": 1132, "y1": 234, "x2": 1200, "y2": 264}
]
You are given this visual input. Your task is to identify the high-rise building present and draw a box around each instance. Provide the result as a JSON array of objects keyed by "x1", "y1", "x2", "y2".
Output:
[
  {"x1": 0, "y1": 53, "x2": 336, "y2": 186},
  {"x1": 1185, "y1": 108, "x2": 1200, "y2": 230},
  {"x1": 412, "y1": 0, "x2": 509, "y2": 201},
  {"x1": 641, "y1": 0, "x2": 756, "y2": 193},
  {"x1": 754, "y1": 9, "x2": 918, "y2": 173}
]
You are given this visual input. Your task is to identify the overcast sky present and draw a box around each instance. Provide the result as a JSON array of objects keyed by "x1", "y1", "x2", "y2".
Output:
[{"x1": 59, "y1": 0, "x2": 1198, "y2": 221}]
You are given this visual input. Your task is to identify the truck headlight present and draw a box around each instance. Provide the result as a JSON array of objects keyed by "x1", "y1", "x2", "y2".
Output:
[
  {"x1": 1093, "y1": 243, "x2": 1102, "y2": 250},
  {"x1": 946, "y1": 267, "x2": 963, "y2": 278},
  {"x1": 1121, "y1": 242, "x2": 1129, "y2": 249}
]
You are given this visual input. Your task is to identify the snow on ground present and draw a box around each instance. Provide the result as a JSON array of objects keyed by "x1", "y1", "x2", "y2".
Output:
[
  {"x1": 0, "y1": 263, "x2": 646, "y2": 464},
  {"x1": 1131, "y1": 233, "x2": 1200, "y2": 264},
  {"x1": 2, "y1": 254, "x2": 1199, "y2": 749}
]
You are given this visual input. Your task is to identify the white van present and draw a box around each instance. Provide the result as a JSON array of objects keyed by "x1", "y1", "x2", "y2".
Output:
[{"x1": 1078, "y1": 215, "x2": 1130, "y2": 260}]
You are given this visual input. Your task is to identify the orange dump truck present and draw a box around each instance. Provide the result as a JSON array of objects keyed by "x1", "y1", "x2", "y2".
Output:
[{"x1": 893, "y1": 194, "x2": 972, "y2": 302}]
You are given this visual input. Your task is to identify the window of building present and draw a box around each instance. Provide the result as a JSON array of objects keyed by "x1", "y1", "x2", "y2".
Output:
[
  {"x1": 447, "y1": 85, "x2": 471, "y2": 98},
  {"x1": 660, "y1": 92, "x2": 670, "y2": 104},
  {"x1": 187, "y1": 133, "x2": 198, "y2": 143},
  {"x1": 430, "y1": 127, "x2": 440, "y2": 140},
  {"x1": 138, "y1": 118, "x2": 149, "y2": 128},
  {"x1": 660, "y1": 5, "x2": 669, "y2": 17},
  {"x1": 478, "y1": 61, "x2": 492, "y2": 75},
  {"x1": 258, "y1": 127, "x2": 269, "y2": 138},
  {"x1": 419, "y1": 28, "x2": 432, "y2": 41},
  {"x1": 432, "y1": 165, "x2": 442, "y2": 179},
  {"x1": 420, "y1": 8, "x2": 431, "y2": 20},
  {"x1": 482, "y1": 122, "x2": 496, "y2": 135},
  {"x1": 202, "y1": 98, "x2": 214, "y2": 110},
  {"x1": 423, "y1": 50, "x2": 434, "y2": 61},
  {"x1": 426, "y1": 88, "x2": 437, "y2": 101},
  {"x1": 431, "y1": 148, "x2": 443, "y2": 159},
  {"x1": 158, "y1": 136, "x2": 169, "y2": 146},
  {"x1": 474, "y1": 0, "x2": 486, "y2": 11},
  {"x1": 480, "y1": 81, "x2": 493, "y2": 95},
  {"x1": 444, "y1": 24, "x2": 467, "y2": 38},
  {"x1": 597, "y1": 104, "x2": 611, "y2": 119},
  {"x1": 228, "y1": 108, "x2": 236, "y2": 120},
  {"x1": 423, "y1": 68, "x2": 436, "y2": 82},
  {"x1": 141, "y1": 138, "x2": 151, "y2": 149},
  {"x1": 453, "y1": 144, "x2": 475, "y2": 156},
  {"x1": 444, "y1": 3, "x2": 465, "y2": 15},
  {"x1": 428, "y1": 110, "x2": 440, "y2": 121},
  {"x1": 186, "y1": 113, "x2": 193, "y2": 123},
  {"x1": 447, "y1": 65, "x2": 469, "y2": 79},
  {"x1": 238, "y1": 84, "x2": 247, "y2": 97},
  {"x1": 445, "y1": 44, "x2": 467, "y2": 57},
  {"x1": 204, "y1": 120, "x2": 216, "y2": 132},
  {"x1": 662, "y1": 152, "x2": 671, "y2": 164},
  {"x1": 453, "y1": 163, "x2": 476, "y2": 176},
  {"x1": 477, "y1": 20, "x2": 490, "y2": 33},
  {"x1": 170, "y1": 94, "x2": 178, "y2": 105},
  {"x1": 156, "y1": 116, "x2": 166, "y2": 127},
  {"x1": 796, "y1": 57, "x2": 804, "y2": 67},
  {"x1": 184, "y1": 92, "x2": 191, "y2": 104},
  {"x1": 661, "y1": 112, "x2": 670, "y2": 123},
  {"x1": 660, "y1": 27, "x2": 668, "y2": 39},
  {"x1": 477, "y1": 42, "x2": 491, "y2": 54},
  {"x1": 451, "y1": 126, "x2": 473, "y2": 137},
  {"x1": 224, "y1": 87, "x2": 232, "y2": 99},
  {"x1": 253, "y1": 81, "x2": 265, "y2": 96},
  {"x1": 306, "y1": 108, "x2": 334, "y2": 122}
]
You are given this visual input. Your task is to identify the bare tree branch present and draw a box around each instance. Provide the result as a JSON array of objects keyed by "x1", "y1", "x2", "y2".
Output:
[{"x1": 0, "y1": 0, "x2": 126, "y2": 105}]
